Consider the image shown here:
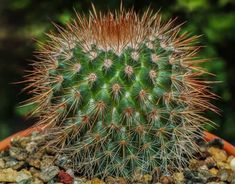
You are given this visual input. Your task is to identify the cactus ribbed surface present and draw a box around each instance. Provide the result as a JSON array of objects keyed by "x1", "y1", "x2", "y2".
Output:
[{"x1": 24, "y1": 6, "x2": 217, "y2": 179}]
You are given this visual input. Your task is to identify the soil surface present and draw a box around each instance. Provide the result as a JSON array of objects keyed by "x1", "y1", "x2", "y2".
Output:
[{"x1": 0, "y1": 132, "x2": 235, "y2": 184}]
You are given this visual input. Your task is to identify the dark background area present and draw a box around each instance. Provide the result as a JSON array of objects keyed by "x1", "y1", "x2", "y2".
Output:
[{"x1": 0, "y1": 0, "x2": 235, "y2": 142}]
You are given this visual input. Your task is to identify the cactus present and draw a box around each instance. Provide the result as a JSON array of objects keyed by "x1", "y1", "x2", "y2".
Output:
[{"x1": 23, "y1": 6, "x2": 217, "y2": 179}]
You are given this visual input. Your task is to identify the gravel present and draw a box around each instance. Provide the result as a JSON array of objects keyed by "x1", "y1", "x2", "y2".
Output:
[{"x1": 0, "y1": 132, "x2": 234, "y2": 184}]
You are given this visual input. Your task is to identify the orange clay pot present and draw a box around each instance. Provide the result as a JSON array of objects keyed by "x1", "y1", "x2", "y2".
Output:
[{"x1": 0, "y1": 127, "x2": 234, "y2": 156}]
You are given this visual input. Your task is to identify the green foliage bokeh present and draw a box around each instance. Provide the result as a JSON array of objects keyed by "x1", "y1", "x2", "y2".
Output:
[{"x1": 0, "y1": 0, "x2": 235, "y2": 142}]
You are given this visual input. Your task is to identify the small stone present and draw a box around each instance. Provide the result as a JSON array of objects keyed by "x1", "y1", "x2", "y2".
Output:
[
  {"x1": 16, "y1": 169, "x2": 32, "y2": 183},
  {"x1": 227, "y1": 170, "x2": 235, "y2": 183},
  {"x1": 227, "y1": 155, "x2": 234, "y2": 163},
  {"x1": 208, "y1": 138, "x2": 224, "y2": 149},
  {"x1": 31, "y1": 149, "x2": 45, "y2": 160},
  {"x1": 152, "y1": 168, "x2": 161, "y2": 183},
  {"x1": 160, "y1": 176, "x2": 172, "y2": 184},
  {"x1": 25, "y1": 141, "x2": 38, "y2": 153},
  {"x1": 105, "y1": 176, "x2": 127, "y2": 184},
  {"x1": 189, "y1": 159, "x2": 204, "y2": 169},
  {"x1": 41, "y1": 155, "x2": 54, "y2": 168},
  {"x1": 55, "y1": 155, "x2": 72, "y2": 169},
  {"x1": 197, "y1": 151, "x2": 210, "y2": 160},
  {"x1": 39, "y1": 166, "x2": 60, "y2": 182},
  {"x1": 104, "y1": 176, "x2": 114, "y2": 183},
  {"x1": 208, "y1": 147, "x2": 227, "y2": 162},
  {"x1": 230, "y1": 157, "x2": 235, "y2": 171},
  {"x1": 198, "y1": 169, "x2": 213, "y2": 181},
  {"x1": 184, "y1": 169, "x2": 207, "y2": 183},
  {"x1": 26, "y1": 150, "x2": 45, "y2": 168},
  {"x1": 131, "y1": 170, "x2": 143, "y2": 182},
  {"x1": 27, "y1": 157, "x2": 41, "y2": 168},
  {"x1": 142, "y1": 174, "x2": 152, "y2": 183},
  {"x1": 0, "y1": 150, "x2": 6, "y2": 157},
  {"x1": 66, "y1": 169, "x2": 74, "y2": 177},
  {"x1": 9, "y1": 146, "x2": 28, "y2": 161},
  {"x1": 90, "y1": 178, "x2": 105, "y2": 184},
  {"x1": 58, "y1": 170, "x2": 73, "y2": 184},
  {"x1": 74, "y1": 177, "x2": 87, "y2": 184},
  {"x1": 4, "y1": 157, "x2": 24, "y2": 170},
  {"x1": 31, "y1": 133, "x2": 45, "y2": 143},
  {"x1": 217, "y1": 169, "x2": 229, "y2": 181},
  {"x1": 199, "y1": 165, "x2": 209, "y2": 171},
  {"x1": 205, "y1": 156, "x2": 216, "y2": 169},
  {"x1": 230, "y1": 172, "x2": 235, "y2": 183},
  {"x1": 217, "y1": 161, "x2": 230, "y2": 169},
  {"x1": 29, "y1": 167, "x2": 40, "y2": 178},
  {"x1": 0, "y1": 168, "x2": 18, "y2": 182},
  {"x1": 0, "y1": 158, "x2": 5, "y2": 169},
  {"x1": 209, "y1": 168, "x2": 218, "y2": 175},
  {"x1": 11, "y1": 136, "x2": 30, "y2": 149},
  {"x1": 32, "y1": 177, "x2": 44, "y2": 184},
  {"x1": 172, "y1": 172, "x2": 184, "y2": 184},
  {"x1": 117, "y1": 177, "x2": 127, "y2": 184}
]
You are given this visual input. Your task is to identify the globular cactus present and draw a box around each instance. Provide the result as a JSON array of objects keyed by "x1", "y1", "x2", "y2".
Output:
[{"x1": 24, "y1": 6, "x2": 217, "y2": 179}]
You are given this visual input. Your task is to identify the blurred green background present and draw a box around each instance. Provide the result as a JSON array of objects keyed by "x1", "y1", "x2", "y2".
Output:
[{"x1": 0, "y1": 0, "x2": 235, "y2": 142}]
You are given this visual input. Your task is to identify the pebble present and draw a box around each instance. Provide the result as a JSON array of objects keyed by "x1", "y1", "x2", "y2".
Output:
[
  {"x1": 172, "y1": 172, "x2": 184, "y2": 184},
  {"x1": 105, "y1": 176, "x2": 127, "y2": 184},
  {"x1": 199, "y1": 165, "x2": 209, "y2": 171},
  {"x1": 9, "y1": 146, "x2": 28, "y2": 161},
  {"x1": 142, "y1": 174, "x2": 152, "y2": 183},
  {"x1": 227, "y1": 171, "x2": 235, "y2": 183},
  {"x1": 217, "y1": 169, "x2": 230, "y2": 182},
  {"x1": 27, "y1": 157, "x2": 41, "y2": 168},
  {"x1": 0, "y1": 151, "x2": 5, "y2": 157},
  {"x1": 55, "y1": 154, "x2": 72, "y2": 169},
  {"x1": 74, "y1": 177, "x2": 87, "y2": 184},
  {"x1": 0, "y1": 168, "x2": 18, "y2": 182},
  {"x1": 230, "y1": 157, "x2": 235, "y2": 171},
  {"x1": 208, "y1": 147, "x2": 227, "y2": 162},
  {"x1": 25, "y1": 141, "x2": 38, "y2": 153},
  {"x1": 29, "y1": 167, "x2": 41, "y2": 178},
  {"x1": 198, "y1": 169, "x2": 212, "y2": 181},
  {"x1": 188, "y1": 159, "x2": 204, "y2": 169},
  {"x1": 39, "y1": 166, "x2": 60, "y2": 182},
  {"x1": 40, "y1": 155, "x2": 55, "y2": 168},
  {"x1": 16, "y1": 169, "x2": 32, "y2": 183},
  {"x1": 131, "y1": 170, "x2": 143, "y2": 183},
  {"x1": 4, "y1": 157, "x2": 25, "y2": 170},
  {"x1": 217, "y1": 161, "x2": 230, "y2": 169},
  {"x1": 58, "y1": 170, "x2": 73, "y2": 184},
  {"x1": 89, "y1": 178, "x2": 105, "y2": 184},
  {"x1": 11, "y1": 137, "x2": 28, "y2": 148},
  {"x1": 209, "y1": 168, "x2": 218, "y2": 175},
  {"x1": 184, "y1": 169, "x2": 207, "y2": 183},
  {"x1": 33, "y1": 177, "x2": 44, "y2": 184},
  {"x1": 227, "y1": 155, "x2": 234, "y2": 163},
  {"x1": 205, "y1": 156, "x2": 216, "y2": 169},
  {"x1": 160, "y1": 176, "x2": 172, "y2": 184},
  {"x1": 0, "y1": 158, "x2": 5, "y2": 169}
]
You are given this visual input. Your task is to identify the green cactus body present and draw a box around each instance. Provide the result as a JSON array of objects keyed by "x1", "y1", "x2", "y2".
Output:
[{"x1": 24, "y1": 7, "x2": 216, "y2": 179}]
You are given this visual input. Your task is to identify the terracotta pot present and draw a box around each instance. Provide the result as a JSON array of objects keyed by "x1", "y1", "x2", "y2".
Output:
[{"x1": 0, "y1": 126, "x2": 235, "y2": 156}]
